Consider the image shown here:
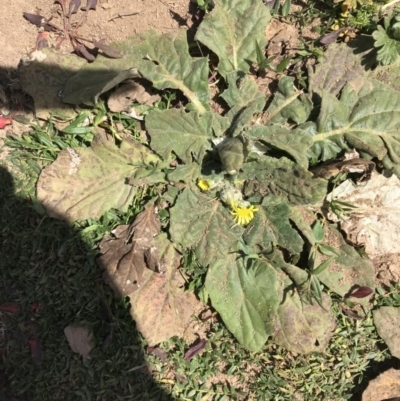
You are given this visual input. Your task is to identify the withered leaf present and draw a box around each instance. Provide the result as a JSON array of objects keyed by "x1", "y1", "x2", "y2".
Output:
[
  {"x1": 147, "y1": 346, "x2": 168, "y2": 361},
  {"x1": 93, "y1": 40, "x2": 123, "y2": 59},
  {"x1": 74, "y1": 43, "x2": 95, "y2": 62},
  {"x1": 68, "y1": 0, "x2": 82, "y2": 15},
  {"x1": 54, "y1": 0, "x2": 66, "y2": 12},
  {"x1": 97, "y1": 204, "x2": 161, "y2": 296},
  {"x1": 347, "y1": 286, "x2": 374, "y2": 299},
  {"x1": 82, "y1": 0, "x2": 97, "y2": 10},
  {"x1": 129, "y1": 234, "x2": 200, "y2": 345},
  {"x1": 108, "y1": 81, "x2": 161, "y2": 112},
  {"x1": 320, "y1": 27, "x2": 348, "y2": 45},
  {"x1": 184, "y1": 339, "x2": 207, "y2": 360},
  {"x1": 64, "y1": 325, "x2": 94, "y2": 359},
  {"x1": 23, "y1": 12, "x2": 47, "y2": 27},
  {"x1": 28, "y1": 338, "x2": 44, "y2": 365}
]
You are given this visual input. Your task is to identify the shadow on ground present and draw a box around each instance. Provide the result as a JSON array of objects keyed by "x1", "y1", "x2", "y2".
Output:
[{"x1": 0, "y1": 166, "x2": 174, "y2": 401}]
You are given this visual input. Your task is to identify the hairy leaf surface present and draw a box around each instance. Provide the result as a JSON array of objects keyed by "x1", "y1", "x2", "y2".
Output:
[
  {"x1": 37, "y1": 135, "x2": 161, "y2": 222},
  {"x1": 316, "y1": 225, "x2": 375, "y2": 300},
  {"x1": 244, "y1": 196, "x2": 304, "y2": 254},
  {"x1": 307, "y1": 79, "x2": 400, "y2": 175},
  {"x1": 205, "y1": 256, "x2": 280, "y2": 352},
  {"x1": 264, "y1": 77, "x2": 312, "y2": 125},
  {"x1": 169, "y1": 188, "x2": 243, "y2": 266},
  {"x1": 272, "y1": 273, "x2": 336, "y2": 354},
  {"x1": 241, "y1": 156, "x2": 327, "y2": 205},
  {"x1": 195, "y1": 0, "x2": 271, "y2": 77},
  {"x1": 221, "y1": 72, "x2": 266, "y2": 136},
  {"x1": 146, "y1": 109, "x2": 218, "y2": 163},
  {"x1": 308, "y1": 43, "x2": 366, "y2": 99},
  {"x1": 129, "y1": 234, "x2": 199, "y2": 345},
  {"x1": 247, "y1": 126, "x2": 313, "y2": 168},
  {"x1": 64, "y1": 30, "x2": 210, "y2": 113}
]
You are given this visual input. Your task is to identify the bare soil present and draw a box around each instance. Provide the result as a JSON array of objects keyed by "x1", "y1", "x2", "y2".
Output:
[{"x1": 0, "y1": 0, "x2": 193, "y2": 70}]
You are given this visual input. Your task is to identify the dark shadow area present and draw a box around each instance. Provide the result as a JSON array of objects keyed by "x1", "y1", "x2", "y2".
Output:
[
  {"x1": 0, "y1": 165, "x2": 175, "y2": 400},
  {"x1": 351, "y1": 357, "x2": 400, "y2": 401}
]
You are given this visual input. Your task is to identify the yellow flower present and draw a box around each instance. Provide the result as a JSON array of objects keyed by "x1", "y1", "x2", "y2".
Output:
[
  {"x1": 197, "y1": 179, "x2": 211, "y2": 191},
  {"x1": 230, "y1": 204, "x2": 258, "y2": 226}
]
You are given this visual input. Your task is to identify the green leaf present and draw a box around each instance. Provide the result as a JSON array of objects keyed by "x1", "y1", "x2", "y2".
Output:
[
  {"x1": 373, "y1": 306, "x2": 400, "y2": 358},
  {"x1": 264, "y1": 77, "x2": 312, "y2": 125},
  {"x1": 243, "y1": 196, "x2": 304, "y2": 255},
  {"x1": 312, "y1": 221, "x2": 324, "y2": 243},
  {"x1": 373, "y1": 25, "x2": 400, "y2": 66},
  {"x1": 246, "y1": 125, "x2": 313, "y2": 168},
  {"x1": 315, "y1": 225, "x2": 375, "y2": 301},
  {"x1": 220, "y1": 72, "x2": 266, "y2": 136},
  {"x1": 64, "y1": 30, "x2": 210, "y2": 113},
  {"x1": 311, "y1": 255, "x2": 335, "y2": 275},
  {"x1": 272, "y1": 273, "x2": 336, "y2": 354},
  {"x1": 318, "y1": 244, "x2": 340, "y2": 257},
  {"x1": 167, "y1": 163, "x2": 202, "y2": 184},
  {"x1": 37, "y1": 134, "x2": 162, "y2": 222},
  {"x1": 308, "y1": 79, "x2": 400, "y2": 173},
  {"x1": 19, "y1": 48, "x2": 85, "y2": 119},
  {"x1": 146, "y1": 109, "x2": 217, "y2": 164},
  {"x1": 241, "y1": 156, "x2": 327, "y2": 205},
  {"x1": 195, "y1": 0, "x2": 271, "y2": 78},
  {"x1": 205, "y1": 256, "x2": 280, "y2": 352},
  {"x1": 169, "y1": 188, "x2": 244, "y2": 266}
]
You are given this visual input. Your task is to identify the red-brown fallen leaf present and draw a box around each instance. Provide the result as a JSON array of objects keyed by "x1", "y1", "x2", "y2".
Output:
[
  {"x1": 0, "y1": 302, "x2": 19, "y2": 314},
  {"x1": 184, "y1": 339, "x2": 207, "y2": 361},
  {"x1": 347, "y1": 286, "x2": 374, "y2": 299},
  {"x1": 23, "y1": 12, "x2": 47, "y2": 27},
  {"x1": 28, "y1": 338, "x2": 44, "y2": 365},
  {"x1": 68, "y1": 0, "x2": 81, "y2": 15},
  {"x1": 147, "y1": 346, "x2": 167, "y2": 362},
  {"x1": 31, "y1": 302, "x2": 40, "y2": 313},
  {"x1": 81, "y1": 0, "x2": 97, "y2": 10}
]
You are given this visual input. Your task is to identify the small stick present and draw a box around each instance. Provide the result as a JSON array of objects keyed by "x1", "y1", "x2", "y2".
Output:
[{"x1": 109, "y1": 11, "x2": 140, "y2": 22}]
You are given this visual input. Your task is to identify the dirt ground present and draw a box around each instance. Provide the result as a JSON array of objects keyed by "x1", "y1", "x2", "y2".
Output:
[{"x1": 0, "y1": 0, "x2": 192, "y2": 71}]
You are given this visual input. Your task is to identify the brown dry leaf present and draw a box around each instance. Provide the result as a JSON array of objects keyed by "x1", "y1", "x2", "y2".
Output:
[
  {"x1": 107, "y1": 80, "x2": 161, "y2": 112},
  {"x1": 362, "y1": 368, "x2": 400, "y2": 401},
  {"x1": 97, "y1": 204, "x2": 161, "y2": 296},
  {"x1": 129, "y1": 233, "x2": 200, "y2": 345},
  {"x1": 64, "y1": 325, "x2": 94, "y2": 359},
  {"x1": 326, "y1": 172, "x2": 400, "y2": 257}
]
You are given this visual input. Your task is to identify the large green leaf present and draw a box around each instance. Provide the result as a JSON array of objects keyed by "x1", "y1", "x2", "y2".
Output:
[
  {"x1": 264, "y1": 77, "x2": 312, "y2": 125},
  {"x1": 37, "y1": 135, "x2": 162, "y2": 222},
  {"x1": 195, "y1": 0, "x2": 271, "y2": 77},
  {"x1": 146, "y1": 109, "x2": 220, "y2": 164},
  {"x1": 241, "y1": 156, "x2": 327, "y2": 205},
  {"x1": 244, "y1": 196, "x2": 304, "y2": 254},
  {"x1": 205, "y1": 256, "x2": 280, "y2": 352},
  {"x1": 306, "y1": 79, "x2": 400, "y2": 174},
  {"x1": 316, "y1": 225, "x2": 375, "y2": 300},
  {"x1": 169, "y1": 188, "x2": 243, "y2": 266},
  {"x1": 221, "y1": 72, "x2": 266, "y2": 136},
  {"x1": 272, "y1": 273, "x2": 336, "y2": 354},
  {"x1": 63, "y1": 30, "x2": 210, "y2": 113},
  {"x1": 247, "y1": 126, "x2": 313, "y2": 168}
]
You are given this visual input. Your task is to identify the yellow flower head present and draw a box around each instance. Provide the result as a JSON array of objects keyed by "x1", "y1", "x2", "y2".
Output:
[
  {"x1": 230, "y1": 204, "x2": 258, "y2": 226},
  {"x1": 197, "y1": 179, "x2": 211, "y2": 191}
]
